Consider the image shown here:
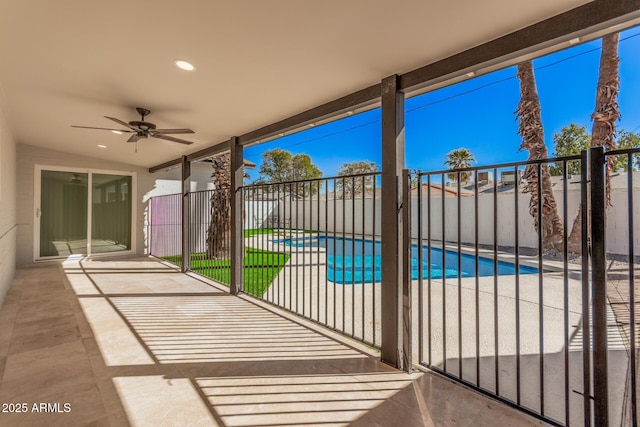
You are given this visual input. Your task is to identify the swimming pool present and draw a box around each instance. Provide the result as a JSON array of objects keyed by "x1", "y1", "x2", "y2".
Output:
[{"x1": 280, "y1": 236, "x2": 538, "y2": 284}]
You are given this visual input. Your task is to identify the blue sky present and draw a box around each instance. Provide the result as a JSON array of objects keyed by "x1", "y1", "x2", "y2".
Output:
[{"x1": 244, "y1": 27, "x2": 640, "y2": 180}]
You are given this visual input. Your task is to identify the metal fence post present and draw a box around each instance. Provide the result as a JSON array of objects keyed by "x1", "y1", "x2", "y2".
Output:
[
  {"x1": 402, "y1": 169, "x2": 413, "y2": 372},
  {"x1": 181, "y1": 155, "x2": 191, "y2": 272},
  {"x1": 230, "y1": 136, "x2": 244, "y2": 295},
  {"x1": 381, "y1": 74, "x2": 405, "y2": 368},
  {"x1": 580, "y1": 149, "x2": 592, "y2": 426},
  {"x1": 590, "y1": 146, "x2": 608, "y2": 426}
]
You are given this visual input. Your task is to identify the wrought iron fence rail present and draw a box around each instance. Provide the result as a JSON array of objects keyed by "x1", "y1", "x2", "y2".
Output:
[{"x1": 415, "y1": 154, "x2": 582, "y2": 176}]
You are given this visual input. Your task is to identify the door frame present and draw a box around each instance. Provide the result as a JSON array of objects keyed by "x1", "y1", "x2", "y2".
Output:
[{"x1": 34, "y1": 165, "x2": 137, "y2": 261}]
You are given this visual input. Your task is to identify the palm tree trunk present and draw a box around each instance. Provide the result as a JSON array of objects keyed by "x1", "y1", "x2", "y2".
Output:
[
  {"x1": 516, "y1": 60, "x2": 564, "y2": 250},
  {"x1": 567, "y1": 32, "x2": 620, "y2": 253},
  {"x1": 206, "y1": 153, "x2": 232, "y2": 259}
]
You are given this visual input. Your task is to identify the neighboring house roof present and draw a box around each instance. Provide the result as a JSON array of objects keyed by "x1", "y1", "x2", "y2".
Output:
[{"x1": 471, "y1": 171, "x2": 640, "y2": 194}]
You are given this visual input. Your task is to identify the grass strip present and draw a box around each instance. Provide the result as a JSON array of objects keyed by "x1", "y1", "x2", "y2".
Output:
[{"x1": 163, "y1": 247, "x2": 288, "y2": 297}]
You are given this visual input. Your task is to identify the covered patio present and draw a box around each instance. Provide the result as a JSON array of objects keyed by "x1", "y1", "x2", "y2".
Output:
[{"x1": 2, "y1": 1, "x2": 640, "y2": 426}]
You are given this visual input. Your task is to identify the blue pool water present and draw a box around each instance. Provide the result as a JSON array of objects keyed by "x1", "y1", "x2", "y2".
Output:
[{"x1": 280, "y1": 236, "x2": 538, "y2": 284}]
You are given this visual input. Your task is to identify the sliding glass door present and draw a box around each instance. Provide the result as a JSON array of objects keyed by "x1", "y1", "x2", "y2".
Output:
[
  {"x1": 39, "y1": 170, "x2": 89, "y2": 257},
  {"x1": 91, "y1": 174, "x2": 132, "y2": 254},
  {"x1": 36, "y1": 167, "x2": 134, "y2": 259}
]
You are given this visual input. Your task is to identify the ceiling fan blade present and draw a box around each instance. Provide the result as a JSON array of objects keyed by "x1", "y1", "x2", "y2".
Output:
[
  {"x1": 127, "y1": 134, "x2": 141, "y2": 143},
  {"x1": 71, "y1": 125, "x2": 134, "y2": 132},
  {"x1": 152, "y1": 134, "x2": 194, "y2": 145},
  {"x1": 105, "y1": 116, "x2": 139, "y2": 131},
  {"x1": 152, "y1": 128, "x2": 195, "y2": 134}
]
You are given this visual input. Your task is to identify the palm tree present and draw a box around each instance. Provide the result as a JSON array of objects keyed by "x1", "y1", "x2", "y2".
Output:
[
  {"x1": 516, "y1": 60, "x2": 564, "y2": 250},
  {"x1": 444, "y1": 148, "x2": 476, "y2": 183},
  {"x1": 206, "y1": 153, "x2": 231, "y2": 259},
  {"x1": 567, "y1": 32, "x2": 620, "y2": 252}
]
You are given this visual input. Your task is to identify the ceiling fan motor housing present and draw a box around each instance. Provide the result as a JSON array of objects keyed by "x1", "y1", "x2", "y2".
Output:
[{"x1": 129, "y1": 121, "x2": 156, "y2": 130}]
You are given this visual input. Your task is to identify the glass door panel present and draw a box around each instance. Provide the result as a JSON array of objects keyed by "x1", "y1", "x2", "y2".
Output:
[
  {"x1": 40, "y1": 170, "x2": 88, "y2": 257},
  {"x1": 91, "y1": 173, "x2": 132, "y2": 253}
]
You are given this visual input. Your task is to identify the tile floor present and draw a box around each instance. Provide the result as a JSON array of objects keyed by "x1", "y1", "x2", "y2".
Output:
[{"x1": 0, "y1": 257, "x2": 547, "y2": 426}]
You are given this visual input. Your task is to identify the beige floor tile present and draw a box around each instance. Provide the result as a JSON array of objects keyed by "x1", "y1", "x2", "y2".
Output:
[
  {"x1": 113, "y1": 375, "x2": 217, "y2": 427},
  {"x1": 0, "y1": 321, "x2": 15, "y2": 356},
  {"x1": 0, "y1": 300, "x2": 20, "y2": 316},
  {"x1": 0, "y1": 259, "x2": 550, "y2": 427},
  {"x1": 0, "y1": 356, "x2": 6, "y2": 382},
  {"x1": 14, "y1": 300, "x2": 74, "y2": 324},
  {"x1": 8, "y1": 314, "x2": 81, "y2": 355},
  {"x1": 1, "y1": 341, "x2": 95, "y2": 401},
  {"x1": 0, "y1": 385, "x2": 105, "y2": 427}
]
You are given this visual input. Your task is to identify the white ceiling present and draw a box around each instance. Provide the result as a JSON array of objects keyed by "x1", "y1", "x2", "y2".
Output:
[{"x1": 0, "y1": 0, "x2": 592, "y2": 168}]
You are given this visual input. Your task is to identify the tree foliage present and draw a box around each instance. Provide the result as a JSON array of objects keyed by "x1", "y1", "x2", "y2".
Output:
[
  {"x1": 551, "y1": 124, "x2": 640, "y2": 175},
  {"x1": 550, "y1": 124, "x2": 591, "y2": 175},
  {"x1": 258, "y1": 148, "x2": 323, "y2": 195},
  {"x1": 443, "y1": 148, "x2": 476, "y2": 183},
  {"x1": 614, "y1": 130, "x2": 640, "y2": 171},
  {"x1": 335, "y1": 160, "x2": 379, "y2": 198}
]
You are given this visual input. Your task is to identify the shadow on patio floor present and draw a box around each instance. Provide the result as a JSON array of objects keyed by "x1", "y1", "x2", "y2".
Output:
[{"x1": 0, "y1": 257, "x2": 546, "y2": 426}]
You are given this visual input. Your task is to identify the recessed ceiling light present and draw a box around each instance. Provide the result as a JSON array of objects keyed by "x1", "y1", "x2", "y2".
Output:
[
  {"x1": 174, "y1": 59, "x2": 195, "y2": 71},
  {"x1": 112, "y1": 130, "x2": 123, "y2": 135},
  {"x1": 309, "y1": 123, "x2": 315, "y2": 127},
  {"x1": 98, "y1": 145, "x2": 107, "y2": 149},
  {"x1": 466, "y1": 71, "x2": 476, "y2": 78},
  {"x1": 278, "y1": 133, "x2": 285, "y2": 137},
  {"x1": 569, "y1": 37, "x2": 580, "y2": 45}
]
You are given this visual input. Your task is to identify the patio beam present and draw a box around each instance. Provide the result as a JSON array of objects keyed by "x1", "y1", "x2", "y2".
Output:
[
  {"x1": 149, "y1": 158, "x2": 181, "y2": 173},
  {"x1": 149, "y1": 1, "x2": 640, "y2": 174},
  {"x1": 181, "y1": 155, "x2": 191, "y2": 273},
  {"x1": 380, "y1": 74, "x2": 405, "y2": 368},
  {"x1": 399, "y1": 0, "x2": 640, "y2": 93},
  {"x1": 230, "y1": 136, "x2": 244, "y2": 295},
  {"x1": 237, "y1": 84, "x2": 380, "y2": 146},
  {"x1": 187, "y1": 139, "x2": 231, "y2": 163}
]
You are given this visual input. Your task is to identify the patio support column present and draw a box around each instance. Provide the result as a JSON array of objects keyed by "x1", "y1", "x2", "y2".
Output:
[
  {"x1": 590, "y1": 146, "x2": 608, "y2": 426},
  {"x1": 380, "y1": 74, "x2": 405, "y2": 368},
  {"x1": 181, "y1": 155, "x2": 191, "y2": 273},
  {"x1": 230, "y1": 136, "x2": 244, "y2": 295}
]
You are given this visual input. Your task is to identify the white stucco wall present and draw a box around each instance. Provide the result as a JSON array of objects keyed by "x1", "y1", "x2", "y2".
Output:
[
  {"x1": 282, "y1": 185, "x2": 639, "y2": 256},
  {"x1": 15, "y1": 144, "x2": 214, "y2": 266},
  {"x1": 0, "y1": 102, "x2": 17, "y2": 305}
]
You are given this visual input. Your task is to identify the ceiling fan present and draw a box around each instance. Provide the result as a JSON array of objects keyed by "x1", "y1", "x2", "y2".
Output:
[{"x1": 72, "y1": 107, "x2": 195, "y2": 145}]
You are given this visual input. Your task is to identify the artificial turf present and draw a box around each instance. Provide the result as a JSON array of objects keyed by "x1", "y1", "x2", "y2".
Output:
[{"x1": 163, "y1": 247, "x2": 288, "y2": 297}]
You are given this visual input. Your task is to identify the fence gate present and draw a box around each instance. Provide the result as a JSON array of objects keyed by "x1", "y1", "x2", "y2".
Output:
[{"x1": 408, "y1": 146, "x2": 639, "y2": 426}]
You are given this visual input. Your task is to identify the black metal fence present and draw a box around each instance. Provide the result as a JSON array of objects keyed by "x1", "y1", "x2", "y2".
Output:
[
  {"x1": 150, "y1": 189, "x2": 233, "y2": 283},
  {"x1": 148, "y1": 148, "x2": 639, "y2": 426},
  {"x1": 411, "y1": 155, "x2": 587, "y2": 426},
  {"x1": 188, "y1": 189, "x2": 233, "y2": 283},
  {"x1": 149, "y1": 193, "x2": 182, "y2": 268},
  {"x1": 242, "y1": 173, "x2": 382, "y2": 348},
  {"x1": 601, "y1": 147, "x2": 639, "y2": 427}
]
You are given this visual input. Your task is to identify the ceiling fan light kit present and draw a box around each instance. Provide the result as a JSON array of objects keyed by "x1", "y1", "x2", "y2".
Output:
[{"x1": 71, "y1": 107, "x2": 195, "y2": 146}]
